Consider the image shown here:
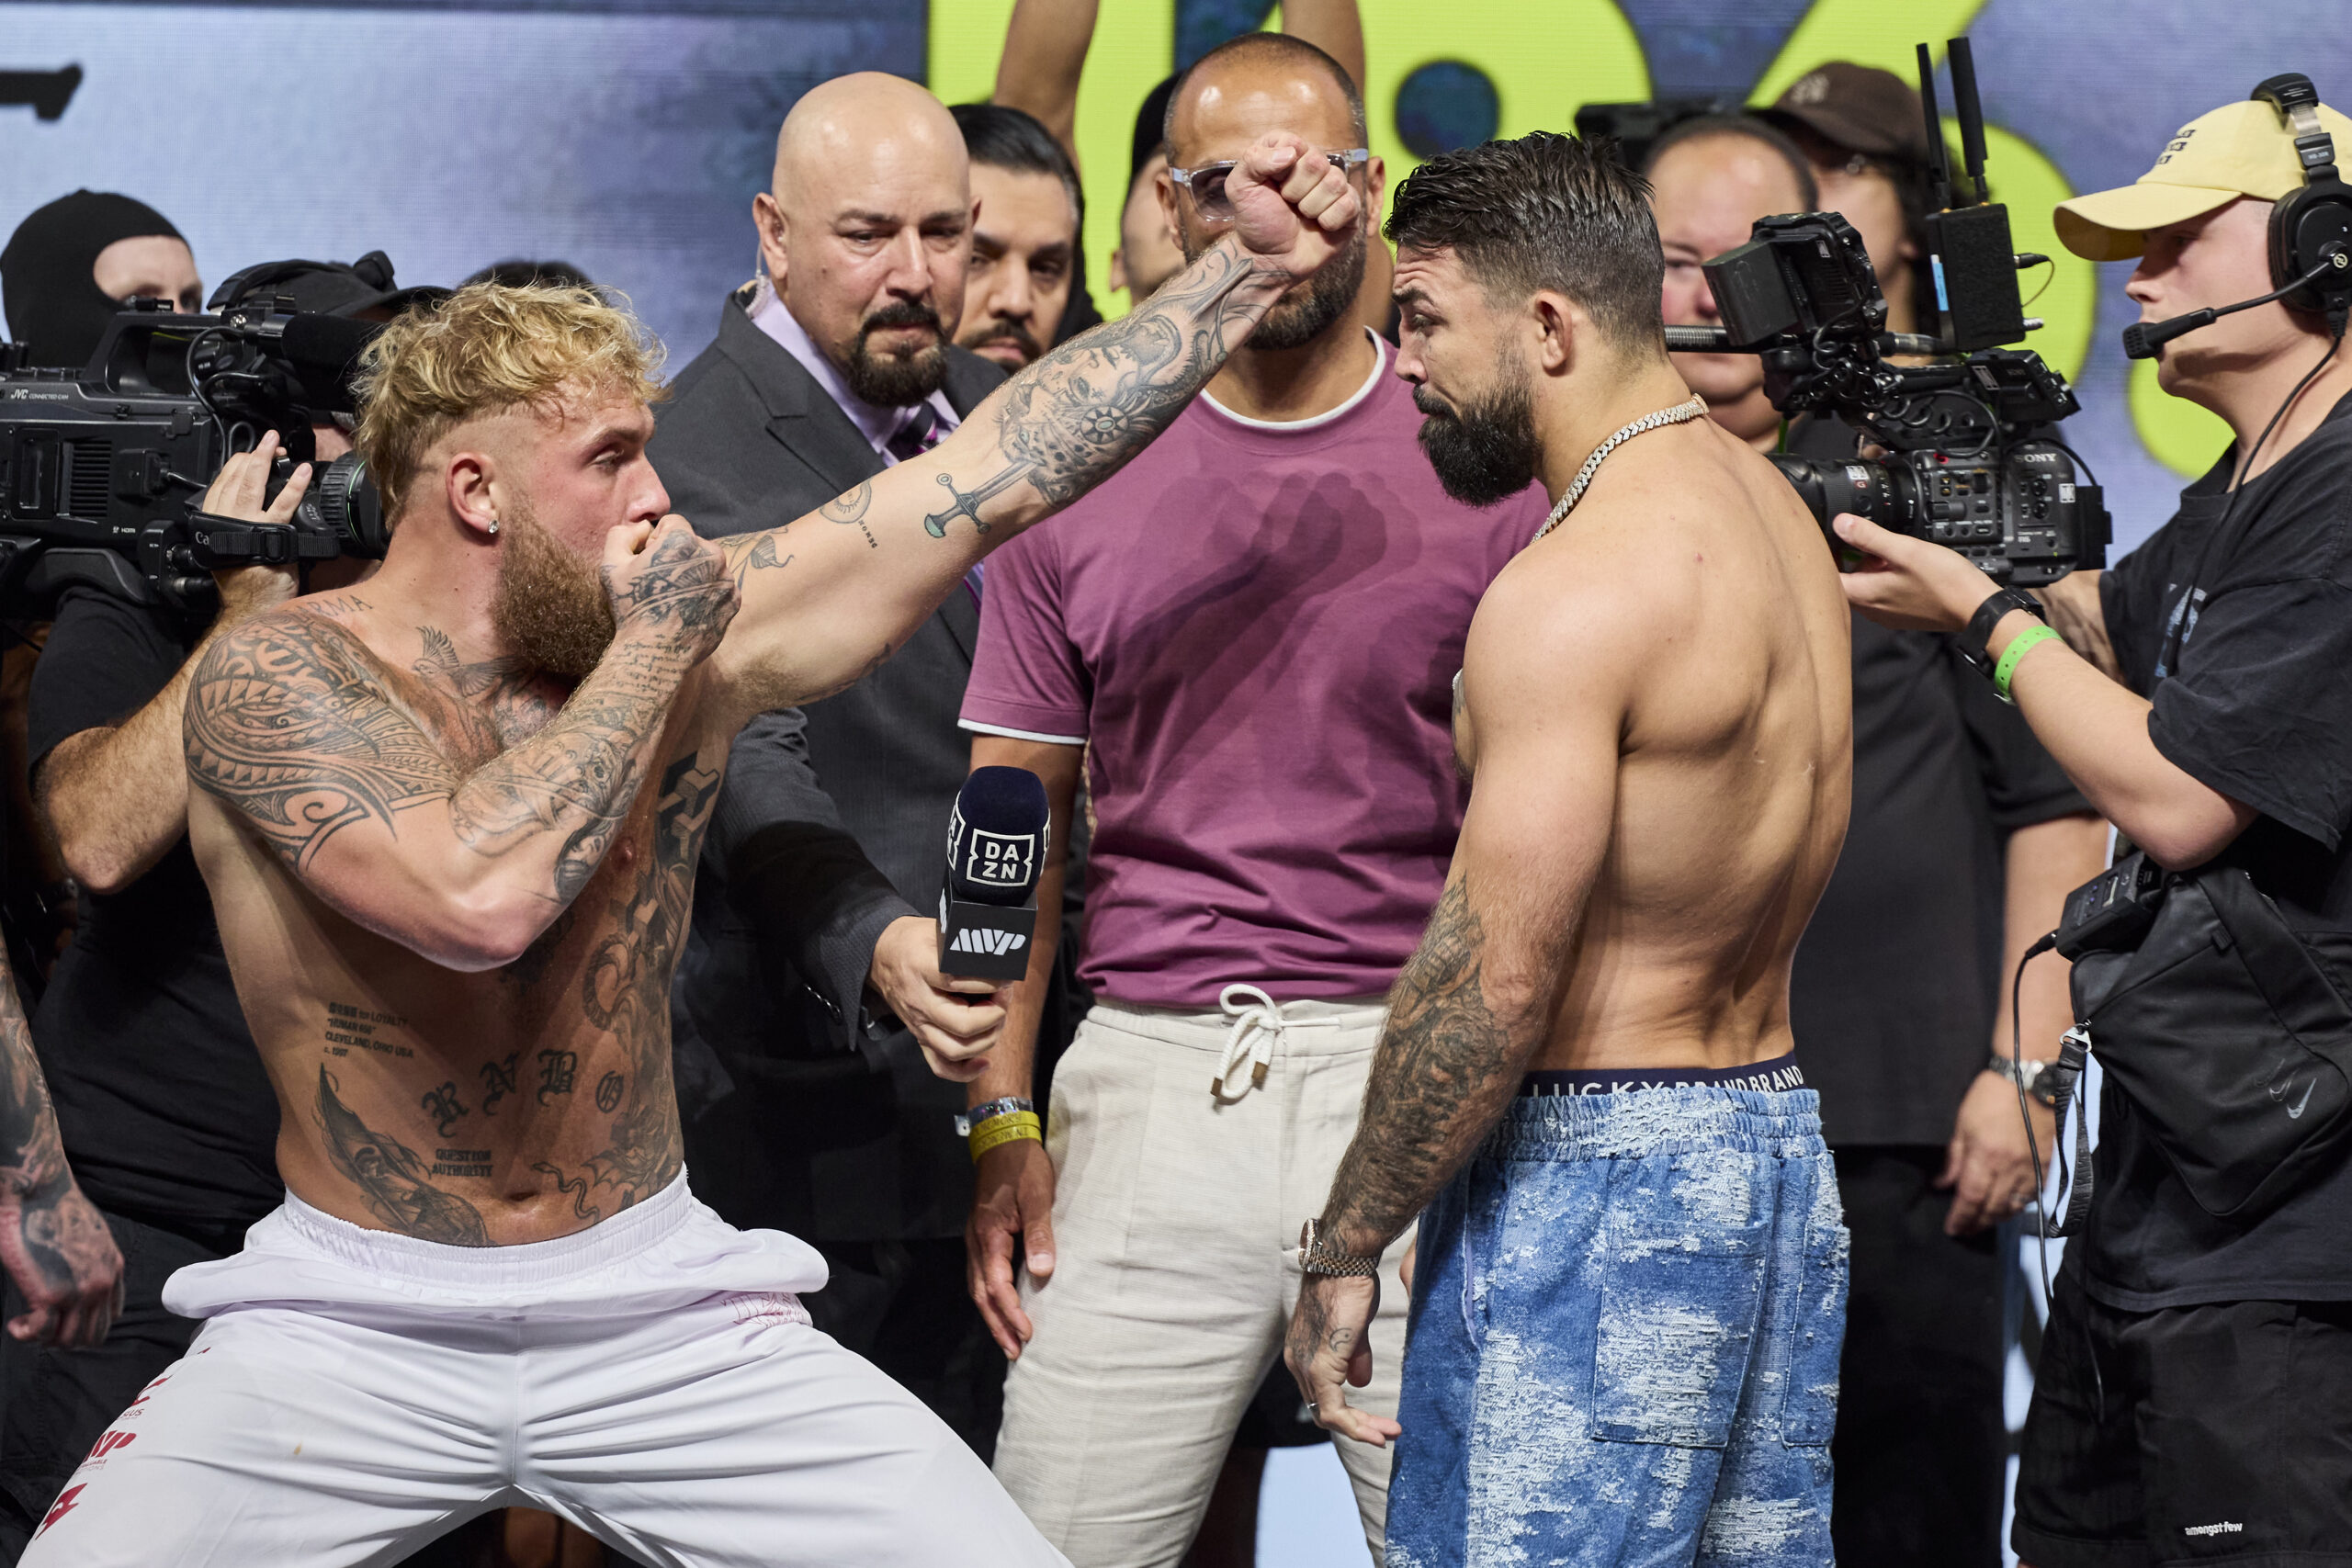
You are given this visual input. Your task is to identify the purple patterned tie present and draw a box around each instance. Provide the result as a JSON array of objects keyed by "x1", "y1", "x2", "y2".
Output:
[{"x1": 887, "y1": 405, "x2": 981, "y2": 605}]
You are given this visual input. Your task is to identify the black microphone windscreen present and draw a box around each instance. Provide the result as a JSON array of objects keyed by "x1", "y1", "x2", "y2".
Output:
[
  {"x1": 2122, "y1": 308, "x2": 2217, "y2": 361},
  {"x1": 947, "y1": 766, "x2": 1049, "y2": 905}
]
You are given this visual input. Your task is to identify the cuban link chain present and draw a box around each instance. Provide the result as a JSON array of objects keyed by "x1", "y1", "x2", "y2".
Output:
[{"x1": 1529, "y1": 395, "x2": 1711, "y2": 544}]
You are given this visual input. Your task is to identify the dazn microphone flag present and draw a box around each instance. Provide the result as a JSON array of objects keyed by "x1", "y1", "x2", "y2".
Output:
[{"x1": 939, "y1": 766, "x2": 1049, "y2": 980}]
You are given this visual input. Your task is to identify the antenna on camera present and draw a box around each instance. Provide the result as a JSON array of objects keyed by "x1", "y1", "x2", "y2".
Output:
[
  {"x1": 1948, "y1": 36, "x2": 1992, "y2": 205},
  {"x1": 1917, "y1": 43, "x2": 1953, "y2": 212}
]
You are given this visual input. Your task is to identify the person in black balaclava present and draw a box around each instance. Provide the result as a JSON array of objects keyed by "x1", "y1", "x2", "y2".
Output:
[{"x1": 0, "y1": 190, "x2": 199, "y2": 369}]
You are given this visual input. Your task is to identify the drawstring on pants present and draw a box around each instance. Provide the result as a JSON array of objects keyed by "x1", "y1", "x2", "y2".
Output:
[{"x1": 1214, "y1": 985, "x2": 1340, "y2": 1102}]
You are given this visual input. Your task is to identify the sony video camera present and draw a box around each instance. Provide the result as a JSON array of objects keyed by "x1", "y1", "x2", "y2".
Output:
[
  {"x1": 1666, "y1": 39, "x2": 2109, "y2": 587},
  {"x1": 0, "y1": 295, "x2": 391, "y2": 618}
]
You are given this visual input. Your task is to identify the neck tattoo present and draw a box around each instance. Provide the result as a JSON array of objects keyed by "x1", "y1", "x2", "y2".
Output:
[{"x1": 1530, "y1": 395, "x2": 1711, "y2": 544}]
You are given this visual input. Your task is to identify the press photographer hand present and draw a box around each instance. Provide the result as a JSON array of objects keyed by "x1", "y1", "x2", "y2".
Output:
[{"x1": 199, "y1": 432, "x2": 311, "y2": 624}]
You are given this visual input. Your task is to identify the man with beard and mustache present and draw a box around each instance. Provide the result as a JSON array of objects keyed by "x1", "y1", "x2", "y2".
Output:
[
  {"x1": 1284, "y1": 131, "x2": 1853, "y2": 1568},
  {"x1": 954, "y1": 34, "x2": 1544, "y2": 1567},
  {"x1": 21, "y1": 124, "x2": 1364, "y2": 1563},
  {"x1": 644, "y1": 73, "x2": 1046, "y2": 1462}
]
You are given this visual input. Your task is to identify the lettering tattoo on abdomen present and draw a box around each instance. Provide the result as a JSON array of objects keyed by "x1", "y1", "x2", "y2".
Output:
[
  {"x1": 322, "y1": 1000, "x2": 412, "y2": 1061},
  {"x1": 480, "y1": 1050, "x2": 519, "y2": 1113},
  {"x1": 419, "y1": 1081, "x2": 469, "y2": 1137},
  {"x1": 537, "y1": 1049, "x2": 577, "y2": 1104},
  {"x1": 315, "y1": 1066, "x2": 490, "y2": 1246}
]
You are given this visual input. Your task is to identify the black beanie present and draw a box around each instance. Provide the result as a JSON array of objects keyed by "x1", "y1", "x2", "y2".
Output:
[{"x1": 1, "y1": 189, "x2": 185, "y2": 369}]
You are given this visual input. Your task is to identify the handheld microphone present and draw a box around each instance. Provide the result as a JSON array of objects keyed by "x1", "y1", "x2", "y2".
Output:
[
  {"x1": 2122, "y1": 252, "x2": 2348, "y2": 359},
  {"x1": 937, "y1": 766, "x2": 1049, "y2": 981}
]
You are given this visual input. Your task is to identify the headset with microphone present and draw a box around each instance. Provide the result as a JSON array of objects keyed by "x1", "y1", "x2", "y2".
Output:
[{"x1": 2123, "y1": 73, "x2": 2352, "y2": 359}]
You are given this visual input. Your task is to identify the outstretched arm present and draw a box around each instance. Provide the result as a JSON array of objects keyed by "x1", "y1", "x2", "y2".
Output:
[
  {"x1": 186, "y1": 518, "x2": 739, "y2": 970},
  {"x1": 0, "y1": 951, "x2": 122, "y2": 1347},
  {"x1": 1285, "y1": 565, "x2": 1628, "y2": 1444},
  {"x1": 703, "y1": 133, "x2": 1360, "y2": 723}
]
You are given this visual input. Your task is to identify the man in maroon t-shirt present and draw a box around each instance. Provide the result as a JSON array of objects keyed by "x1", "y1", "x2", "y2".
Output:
[{"x1": 954, "y1": 34, "x2": 1544, "y2": 1568}]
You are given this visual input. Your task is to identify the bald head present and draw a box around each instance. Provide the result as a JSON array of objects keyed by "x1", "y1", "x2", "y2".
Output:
[
  {"x1": 754, "y1": 72, "x2": 974, "y2": 408},
  {"x1": 772, "y1": 72, "x2": 967, "y2": 205},
  {"x1": 1163, "y1": 35, "x2": 1365, "y2": 171}
]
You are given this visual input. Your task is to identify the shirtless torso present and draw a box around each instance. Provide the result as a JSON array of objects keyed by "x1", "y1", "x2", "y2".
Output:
[
  {"x1": 185, "y1": 592, "x2": 729, "y2": 1244},
  {"x1": 172, "y1": 141, "x2": 1361, "y2": 1250},
  {"x1": 1451, "y1": 413, "x2": 1851, "y2": 1075}
]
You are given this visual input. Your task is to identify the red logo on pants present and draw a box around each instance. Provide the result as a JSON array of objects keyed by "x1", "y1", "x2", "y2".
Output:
[{"x1": 33, "y1": 1483, "x2": 85, "y2": 1540}]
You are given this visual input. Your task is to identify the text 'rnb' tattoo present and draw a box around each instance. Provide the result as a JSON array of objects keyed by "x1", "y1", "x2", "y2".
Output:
[
  {"x1": 920, "y1": 242, "x2": 1270, "y2": 540},
  {"x1": 480, "y1": 1051, "x2": 519, "y2": 1114}
]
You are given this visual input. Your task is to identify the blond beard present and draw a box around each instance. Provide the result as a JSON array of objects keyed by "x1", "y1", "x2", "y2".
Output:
[{"x1": 491, "y1": 496, "x2": 616, "y2": 680}]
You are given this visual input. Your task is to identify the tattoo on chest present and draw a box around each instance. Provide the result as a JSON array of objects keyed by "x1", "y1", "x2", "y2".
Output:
[
  {"x1": 322, "y1": 1000, "x2": 412, "y2": 1061},
  {"x1": 315, "y1": 1066, "x2": 489, "y2": 1247}
]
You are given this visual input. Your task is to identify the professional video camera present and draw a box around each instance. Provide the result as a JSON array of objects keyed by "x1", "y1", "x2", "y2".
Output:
[
  {"x1": 0, "y1": 295, "x2": 390, "y2": 617},
  {"x1": 1663, "y1": 38, "x2": 2109, "y2": 587}
]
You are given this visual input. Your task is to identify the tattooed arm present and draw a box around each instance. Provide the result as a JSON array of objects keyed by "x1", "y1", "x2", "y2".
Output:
[
  {"x1": 0, "y1": 952, "x2": 123, "y2": 1345},
  {"x1": 700, "y1": 131, "x2": 1361, "y2": 722},
  {"x1": 185, "y1": 518, "x2": 738, "y2": 970},
  {"x1": 1284, "y1": 562, "x2": 1632, "y2": 1445}
]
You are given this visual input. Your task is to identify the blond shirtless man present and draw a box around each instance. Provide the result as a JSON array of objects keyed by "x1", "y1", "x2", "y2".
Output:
[
  {"x1": 20, "y1": 110, "x2": 1360, "y2": 1567},
  {"x1": 1283, "y1": 132, "x2": 1853, "y2": 1568}
]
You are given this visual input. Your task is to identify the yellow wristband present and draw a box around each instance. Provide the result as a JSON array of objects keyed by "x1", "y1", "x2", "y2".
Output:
[
  {"x1": 967, "y1": 1111, "x2": 1043, "y2": 1161},
  {"x1": 1993, "y1": 624, "x2": 2063, "y2": 704}
]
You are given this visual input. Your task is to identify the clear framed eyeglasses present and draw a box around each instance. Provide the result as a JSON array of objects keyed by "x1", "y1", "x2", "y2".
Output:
[{"x1": 1168, "y1": 148, "x2": 1371, "y2": 224}]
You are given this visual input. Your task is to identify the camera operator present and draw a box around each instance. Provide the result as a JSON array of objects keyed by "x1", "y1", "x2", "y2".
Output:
[
  {"x1": 1837, "y1": 90, "x2": 2352, "y2": 1568},
  {"x1": 0, "y1": 256, "x2": 432, "y2": 1562},
  {"x1": 1738, "y1": 68, "x2": 2112, "y2": 1568},
  {"x1": 1, "y1": 191, "x2": 200, "y2": 369}
]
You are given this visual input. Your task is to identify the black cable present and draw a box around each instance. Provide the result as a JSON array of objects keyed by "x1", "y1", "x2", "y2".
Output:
[{"x1": 2011, "y1": 931, "x2": 2058, "y2": 1310}]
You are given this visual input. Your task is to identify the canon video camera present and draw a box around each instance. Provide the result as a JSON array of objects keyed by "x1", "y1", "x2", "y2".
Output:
[
  {"x1": 0, "y1": 295, "x2": 390, "y2": 618},
  {"x1": 1665, "y1": 38, "x2": 2109, "y2": 587}
]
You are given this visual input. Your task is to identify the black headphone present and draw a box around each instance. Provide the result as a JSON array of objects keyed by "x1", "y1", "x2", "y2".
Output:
[{"x1": 2252, "y1": 73, "x2": 2352, "y2": 317}]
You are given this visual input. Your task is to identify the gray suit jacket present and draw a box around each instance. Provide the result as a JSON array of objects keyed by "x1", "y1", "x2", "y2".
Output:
[{"x1": 653, "y1": 291, "x2": 1007, "y2": 1242}]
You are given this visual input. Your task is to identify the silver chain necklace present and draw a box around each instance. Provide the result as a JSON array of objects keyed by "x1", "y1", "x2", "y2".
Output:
[{"x1": 1529, "y1": 395, "x2": 1710, "y2": 544}]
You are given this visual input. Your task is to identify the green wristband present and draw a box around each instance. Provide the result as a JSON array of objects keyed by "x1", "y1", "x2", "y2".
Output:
[{"x1": 1993, "y1": 624, "x2": 2063, "y2": 704}]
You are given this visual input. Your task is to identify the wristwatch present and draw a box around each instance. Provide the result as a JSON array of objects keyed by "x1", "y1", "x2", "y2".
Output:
[
  {"x1": 1985, "y1": 1054, "x2": 2062, "y2": 1111},
  {"x1": 1962, "y1": 587, "x2": 2047, "y2": 678},
  {"x1": 954, "y1": 1096, "x2": 1035, "y2": 1136},
  {"x1": 1298, "y1": 1218, "x2": 1382, "y2": 1279}
]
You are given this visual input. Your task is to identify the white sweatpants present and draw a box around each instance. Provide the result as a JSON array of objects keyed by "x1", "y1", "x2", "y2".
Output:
[
  {"x1": 994, "y1": 993, "x2": 1412, "y2": 1568},
  {"x1": 21, "y1": 1175, "x2": 1065, "y2": 1568}
]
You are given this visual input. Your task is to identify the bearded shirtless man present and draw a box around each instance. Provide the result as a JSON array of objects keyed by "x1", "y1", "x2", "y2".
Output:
[
  {"x1": 1283, "y1": 133, "x2": 1853, "y2": 1568},
  {"x1": 20, "y1": 130, "x2": 1357, "y2": 1568}
]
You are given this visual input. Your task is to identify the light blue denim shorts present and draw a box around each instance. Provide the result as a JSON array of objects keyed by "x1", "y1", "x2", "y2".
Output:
[{"x1": 1386, "y1": 1075, "x2": 1847, "y2": 1568}]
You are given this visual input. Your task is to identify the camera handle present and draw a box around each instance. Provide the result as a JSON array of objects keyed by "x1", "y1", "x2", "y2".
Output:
[{"x1": 186, "y1": 511, "x2": 345, "y2": 571}]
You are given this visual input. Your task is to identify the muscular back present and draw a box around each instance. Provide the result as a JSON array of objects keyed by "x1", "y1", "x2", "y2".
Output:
[
  {"x1": 186, "y1": 594, "x2": 727, "y2": 1244},
  {"x1": 1457, "y1": 416, "x2": 1850, "y2": 1071}
]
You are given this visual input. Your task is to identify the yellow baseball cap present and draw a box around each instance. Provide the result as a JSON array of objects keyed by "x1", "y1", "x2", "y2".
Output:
[{"x1": 2055, "y1": 97, "x2": 2352, "y2": 262}]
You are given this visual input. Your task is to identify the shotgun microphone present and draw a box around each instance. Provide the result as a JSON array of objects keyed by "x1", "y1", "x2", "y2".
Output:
[
  {"x1": 2122, "y1": 252, "x2": 2348, "y2": 358},
  {"x1": 937, "y1": 766, "x2": 1049, "y2": 981}
]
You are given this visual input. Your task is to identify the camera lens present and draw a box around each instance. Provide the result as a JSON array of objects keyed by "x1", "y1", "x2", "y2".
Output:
[{"x1": 295, "y1": 453, "x2": 390, "y2": 559}]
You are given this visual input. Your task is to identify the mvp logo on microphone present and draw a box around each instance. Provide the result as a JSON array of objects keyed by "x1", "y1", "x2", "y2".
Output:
[{"x1": 948, "y1": 927, "x2": 1028, "y2": 956}]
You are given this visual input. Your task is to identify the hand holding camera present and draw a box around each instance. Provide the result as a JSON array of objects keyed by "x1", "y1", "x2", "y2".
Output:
[{"x1": 198, "y1": 431, "x2": 311, "y2": 625}]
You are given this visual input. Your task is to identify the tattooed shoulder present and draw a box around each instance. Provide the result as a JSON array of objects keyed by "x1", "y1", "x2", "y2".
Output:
[{"x1": 184, "y1": 612, "x2": 458, "y2": 870}]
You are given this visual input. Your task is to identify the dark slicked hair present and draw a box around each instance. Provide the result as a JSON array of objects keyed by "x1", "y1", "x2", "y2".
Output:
[
  {"x1": 1386, "y1": 130, "x2": 1666, "y2": 355},
  {"x1": 1163, "y1": 32, "x2": 1368, "y2": 161},
  {"x1": 1641, "y1": 114, "x2": 1819, "y2": 212},
  {"x1": 952, "y1": 102, "x2": 1084, "y2": 233}
]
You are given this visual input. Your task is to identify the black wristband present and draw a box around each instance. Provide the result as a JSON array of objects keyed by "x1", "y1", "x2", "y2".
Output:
[{"x1": 1962, "y1": 587, "x2": 2047, "y2": 677}]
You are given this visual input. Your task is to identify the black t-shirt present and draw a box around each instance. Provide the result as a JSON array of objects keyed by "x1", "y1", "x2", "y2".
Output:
[
  {"x1": 26, "y1": 588, "x2": 281, "y2": 1241},
  {"x1": 2076, "y1": 389, "x2": 2352, "y2": 1310},
  {"x1": 1782, "y1": 415, "x2": 2091, "y2": 1145}
]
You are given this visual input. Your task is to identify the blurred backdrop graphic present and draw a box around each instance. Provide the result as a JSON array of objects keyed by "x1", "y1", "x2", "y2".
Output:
[{"x1": 5, "y1": 2, "x2": 2350, "y2": 548}]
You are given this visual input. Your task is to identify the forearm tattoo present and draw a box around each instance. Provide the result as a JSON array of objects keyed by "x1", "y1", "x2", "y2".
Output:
[
  {"x1": 0, "y1": 970, "x2": 107, "y2": 1295},
  {"x1": 1322, "y1": 877, "x2": 1544, "y2": 1249},
  {"x1": 920, "y1": 239, "x2": 1281, "y2": 540}
]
